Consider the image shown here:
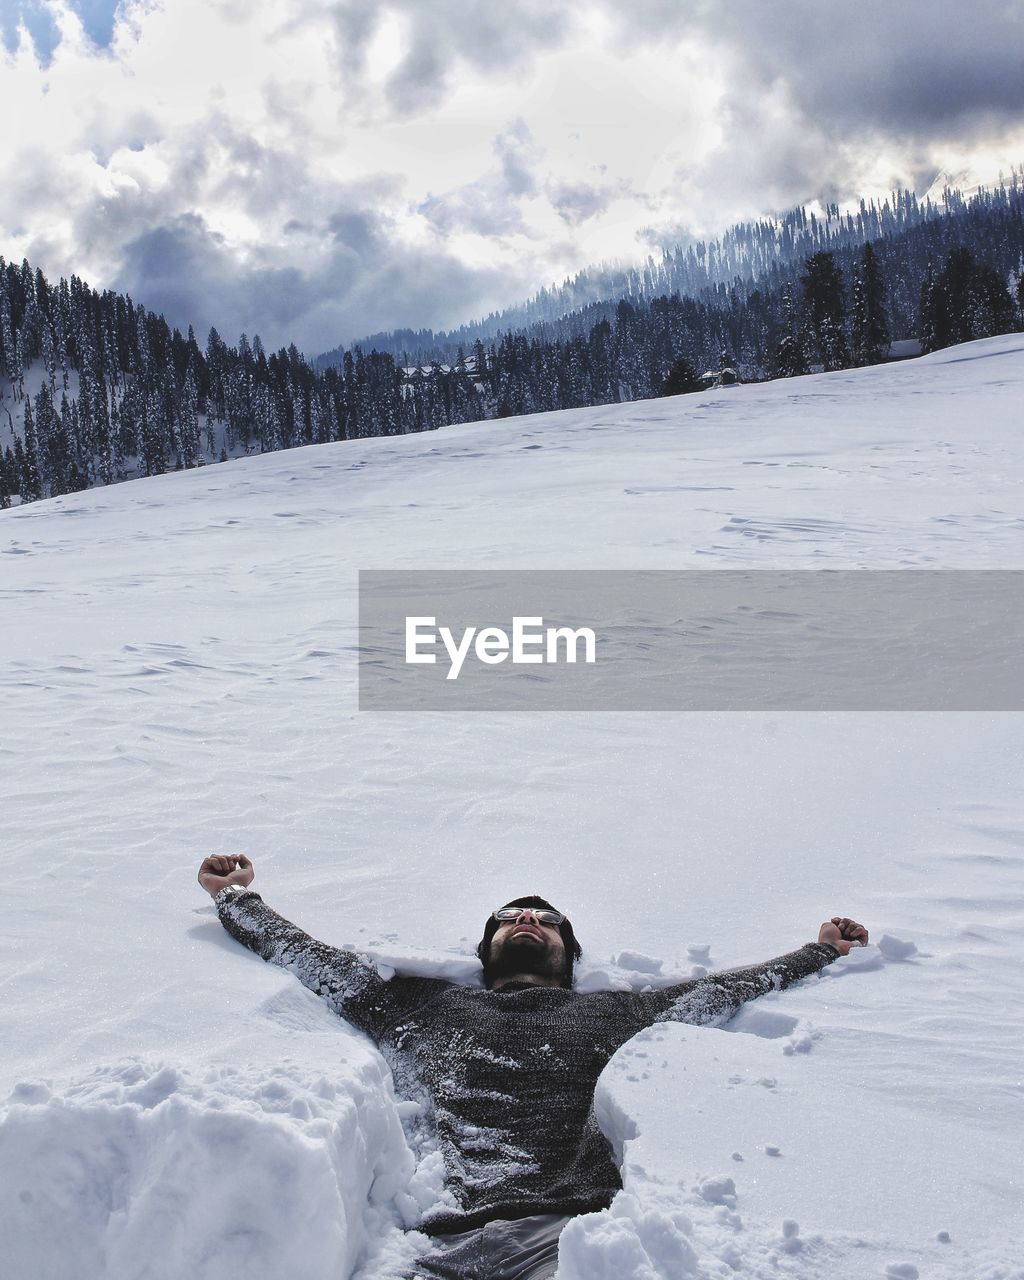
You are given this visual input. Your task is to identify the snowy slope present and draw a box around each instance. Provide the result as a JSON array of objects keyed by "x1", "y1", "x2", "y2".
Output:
[{"x1": 2, "y1": 336, "x2": 1024, "y2": 1279}]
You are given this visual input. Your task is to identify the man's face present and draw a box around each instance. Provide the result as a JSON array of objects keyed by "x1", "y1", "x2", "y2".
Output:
[{"x1": 486, "y1": 908, "x2": 568, "y2": 986}]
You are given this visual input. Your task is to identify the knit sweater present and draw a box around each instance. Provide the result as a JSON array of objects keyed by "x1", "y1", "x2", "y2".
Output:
[{"x1": 215, "y1": 887, "x2": 838, "y2": 1235}]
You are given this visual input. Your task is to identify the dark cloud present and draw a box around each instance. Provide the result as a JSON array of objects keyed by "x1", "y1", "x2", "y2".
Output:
[
  {"x1": 330, "y1": 0, "x2": 573, "y2": 117},
  {"x1": 328, "y1": 208, "x2": 388, "y2": 255},
  {"x1": 9, "y1": 83, "x2": 533, "y2": 357},
  {"x1": 335, "y1": 247, "x2": 527, "y2": 343},
  {"x1": 548, "y1": 180, "x2": 613, "y2": 226},
  {"x1": 108, "y1": 209, "x2": 521, "y2": 355},
  {"x1": 113, "y1": 217, "x2": 309, "y2": 339},
  {"x1": 418, "y1": 186, "x2": 528, "y2": 237},
  {"x1": 726, "y1": 5, "x2": 1024, "y2": 137},
  {"x1": 384, "y1": 33, "x2": 448, "y2": 115},
  {"x1": 329, "y1": 0, "x2": 383, "y2": 82},
  {"x1": 680, "y1": 89, "x2": 859, "y2": 215},
  {"x1": 495, "y1": 119, "x2": 539, "y2": 198},
  {"x1": 603, "y1": 0, "x2": 1024, "y2": 142}
]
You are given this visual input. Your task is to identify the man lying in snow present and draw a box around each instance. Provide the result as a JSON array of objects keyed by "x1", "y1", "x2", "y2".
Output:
[{"x1": 198, "y1": 854, "x2": 868, "y2": 1280}]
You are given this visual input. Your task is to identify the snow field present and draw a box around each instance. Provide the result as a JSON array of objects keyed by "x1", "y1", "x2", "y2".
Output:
[{"x1": 3, "y1": 335, "x2": 1024, "y2": 1278}]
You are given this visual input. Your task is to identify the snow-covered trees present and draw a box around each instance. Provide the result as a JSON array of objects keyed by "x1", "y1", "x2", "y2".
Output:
[
  {"x1": 851, "y1": 243, "x2": 890, "y2": 366},
  {"x1": 800, "y1": 252, "x2": 850, "y2": 372},
  {"x1": 920, "y1": 247, "x2": 1017, "y2": 353},
  {"x1": 771, "y1": 285, "x2": 809, "y2": 379},
  {"x1": 660, "y1": 357, "x2": 702, "y2": 396},
  {"x1": 19, "y1": 396, "x2": 43, "y2": 503}
]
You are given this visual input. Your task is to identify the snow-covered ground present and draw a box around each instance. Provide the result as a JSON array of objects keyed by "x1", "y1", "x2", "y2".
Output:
[{"x1": 3, "y1": 335, "x2": 1024, "y2": 1279}]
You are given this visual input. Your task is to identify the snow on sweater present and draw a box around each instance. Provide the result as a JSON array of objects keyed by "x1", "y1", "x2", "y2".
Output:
[{"x1": 215, "y1": 886, "x2": 838, "y2": 1235}]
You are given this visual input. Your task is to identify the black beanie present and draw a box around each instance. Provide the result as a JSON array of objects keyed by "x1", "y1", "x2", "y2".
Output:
[{"x1": 477, "y1": 895, "x2": 583, "y2": 988}]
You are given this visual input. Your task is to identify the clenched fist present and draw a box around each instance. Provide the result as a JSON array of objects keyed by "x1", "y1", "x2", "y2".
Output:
[
  {"x1": 818, "y1": 916, "x2": 869, "y2": 955},
  {"x1": 198, "y1": 853, "x2": 254, "y2": 899}
]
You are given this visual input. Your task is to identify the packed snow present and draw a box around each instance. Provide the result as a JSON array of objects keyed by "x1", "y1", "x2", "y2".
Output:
[{"x1": 3, "y1": 335, "x2": 1024, "y2": 1279}]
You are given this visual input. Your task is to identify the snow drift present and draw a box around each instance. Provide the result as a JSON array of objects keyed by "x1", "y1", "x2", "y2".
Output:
[{"x1": 3, "y1": 336, "x2": 1024, "y2": 1278}]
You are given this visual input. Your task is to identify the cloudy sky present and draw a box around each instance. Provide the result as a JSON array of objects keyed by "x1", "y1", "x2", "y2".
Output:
[{"x1": 2, "y1": 0, "x2": 1023, "y2": 355}]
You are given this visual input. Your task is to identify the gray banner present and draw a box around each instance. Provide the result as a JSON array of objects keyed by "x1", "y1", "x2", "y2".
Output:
[{"x1": 358, "y1": 570, "x2": 1024, "y2": 711}]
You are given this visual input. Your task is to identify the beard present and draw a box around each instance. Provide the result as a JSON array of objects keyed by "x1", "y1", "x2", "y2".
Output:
[{"x1": 484, "y1": 933, "x2": 569, "y2": 988}]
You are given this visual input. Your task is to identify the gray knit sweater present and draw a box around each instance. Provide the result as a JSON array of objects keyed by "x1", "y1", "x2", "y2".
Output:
[{"x1": 215, "y1": 887, "x2": 838, "y2": 1235}]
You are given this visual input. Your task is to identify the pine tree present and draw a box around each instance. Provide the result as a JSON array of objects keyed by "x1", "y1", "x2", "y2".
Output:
[
  {"x1": 472, "y1": 339, "x2": 487, "y2": 382},
  {"x1": 851, "y1": 242, "x2": 890, "y2": 365},
  {"x1": 60, "y1": 393, "x2": 83, "y2": 493},
  {"x1": 918, "y1": 266, "x2": 939, "y2": 353},
  {"x1": 20, "y1": 397, "x2": 44, "y2": 502},
  {"x1": 35, "y1": 385, "x2": 67, "y2": 494},
  {"x1": 13, "y1": 330, "x2": 26, "y2": 400},
  {"x1": 117, "y1": 380, "x2": 141, "y2": 463},
  {"x1": 179, "y1": 358, "x2": 201, "y2": 467},
  {"x1": 660, "y1": 357, "x2": 701, "y2": 395},
  {"x1": 141, "y1": 386, "x2": 168, "y2": 475},
  {"x1": 588, "y1": 319, "x2": 614, "y2": 404},
  {"x1": 934, "y1": 247, "x2": 977, "y2": 347},
  {"x1": 99, "y1": 427, "x2": 114, "y2": 485},
  {"x1": 919, "y1": 247, "x2": 1017, "y2": 352},
  {"x1": 772, "y1": 286, "x2": 809, "y2": 378},
  {"x1": 800, "y1": 252, "x2": 849, "y2": 371},
  {"x1": 13, "y1": 437, "x2": 27, "y2": 501},
  {"x1": 0, "y1": 286, "x2": 14, "y2": 382},
  {"x1": 42, "y1": 320, "x2": 57, "y2": 389},
  {"x1": 971, "y1": 263, "x2": 1016, "y2": 338}
]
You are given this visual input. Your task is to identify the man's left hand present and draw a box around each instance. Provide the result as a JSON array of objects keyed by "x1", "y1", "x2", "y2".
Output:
[
  {"x1": 198, "y1": 853, "x2": 254, "y2": 899},
  {"x1": 818, "y1": 916, "x2": 869, "y2": 955}
]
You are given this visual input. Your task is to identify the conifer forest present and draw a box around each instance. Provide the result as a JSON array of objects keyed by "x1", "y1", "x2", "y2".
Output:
[{"x1": 2, "y1": 180, "x2": 1023, "y2": 508}]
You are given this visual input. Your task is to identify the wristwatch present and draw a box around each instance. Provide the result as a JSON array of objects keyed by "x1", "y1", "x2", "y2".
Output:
[{"x1": 216, "y1": 883, "x2": 251, "y2": 899}]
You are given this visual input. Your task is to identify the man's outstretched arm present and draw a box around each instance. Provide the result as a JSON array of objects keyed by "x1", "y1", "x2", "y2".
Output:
[
  {"x1": 197, "y1": 854, "x2": 416, "y2": 1037},
  {"x1": 637, "y1": 917, "x2": 868, "y2": 1027}
]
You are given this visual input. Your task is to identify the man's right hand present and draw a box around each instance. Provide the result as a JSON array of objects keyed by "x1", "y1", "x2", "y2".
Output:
[
  {"x1": 198, "y1": 854, "x2": 254, "y2": 899},
  {"x1": 818, "y1": 916, "x2": 869, "y2": 955}
]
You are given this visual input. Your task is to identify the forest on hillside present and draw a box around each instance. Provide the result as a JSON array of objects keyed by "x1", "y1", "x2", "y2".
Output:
[
  {"x1": 319, "y1": 181, "x2": 1023, "y2": 366},
  {"x1": 2, "y1": 181, "x2": 1023, "y2": 508}
]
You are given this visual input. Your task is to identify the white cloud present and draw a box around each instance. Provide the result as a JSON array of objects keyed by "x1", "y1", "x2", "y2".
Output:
[{"x1": 1, "y1": 0, "x2": 1021, "y2": 354}]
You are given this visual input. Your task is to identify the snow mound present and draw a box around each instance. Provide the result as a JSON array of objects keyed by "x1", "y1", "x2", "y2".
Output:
[
  {"x1": 877, "y1": 933, "x2": 919, "y2": 960},
  {"x1": 556, "y1": 1192, "x2": 701, "y2": 1280},
  {"x1": 0, "y1": 1059, "x2": 423, "y2": 1280}
]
